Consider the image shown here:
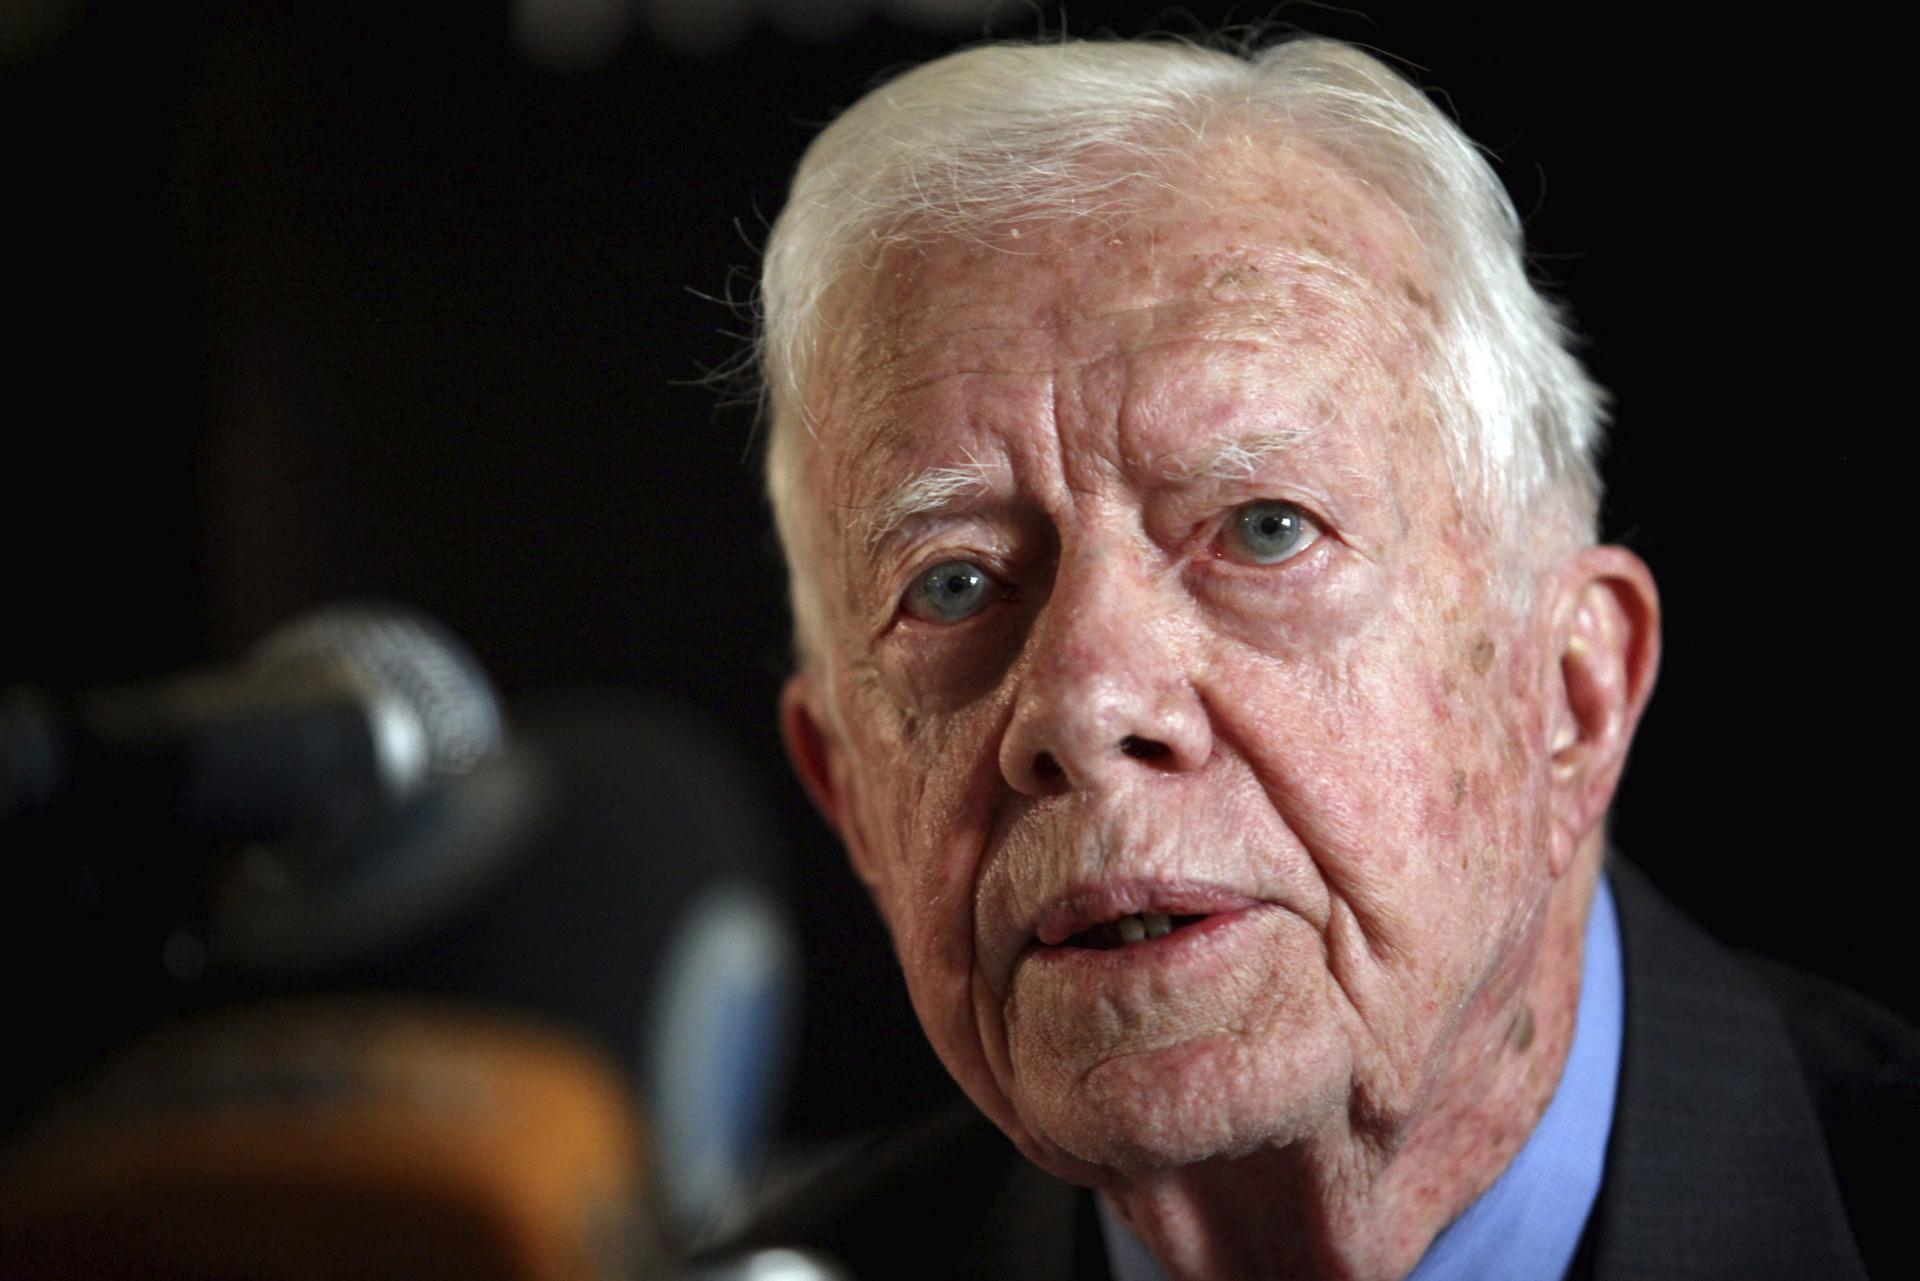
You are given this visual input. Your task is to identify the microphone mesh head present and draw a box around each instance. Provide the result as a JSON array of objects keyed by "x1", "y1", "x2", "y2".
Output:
[{"x1": 251, "y1": 606, "x2": 504, "y2": 776}]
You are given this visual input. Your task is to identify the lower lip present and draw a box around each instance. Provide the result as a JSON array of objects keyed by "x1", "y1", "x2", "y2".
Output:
[{"x1": 1025, "y1": 905, "x2": 1268, "y2": 971}]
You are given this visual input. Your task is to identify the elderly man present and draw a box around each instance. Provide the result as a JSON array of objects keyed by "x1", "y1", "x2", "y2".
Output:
[{"x1": 742, "y1": 36, "x2": 1907, "y2": 1281}]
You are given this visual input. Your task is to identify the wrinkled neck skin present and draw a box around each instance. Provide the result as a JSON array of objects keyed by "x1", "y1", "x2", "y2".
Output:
[{"x1": 1100, "y1": 838, "x2": 1598, "y2": 1281}]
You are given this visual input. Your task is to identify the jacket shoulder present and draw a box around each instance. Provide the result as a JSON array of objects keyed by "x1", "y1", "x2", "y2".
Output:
[
  {"x1": 1596, "y1": 860, "x2": 1911, "y2": 1280},
  {"x1": 1741, "y1": 952, "x2": 1920, "y2": 1278}
]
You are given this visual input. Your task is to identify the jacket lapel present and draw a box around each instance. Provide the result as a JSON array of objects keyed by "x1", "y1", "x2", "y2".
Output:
[{"x1": 1584, "y1": 862, "x2": 1864, "y2": 1280}]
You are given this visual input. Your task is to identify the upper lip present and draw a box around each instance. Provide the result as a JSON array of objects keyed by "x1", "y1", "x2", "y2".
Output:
[{"x1": 1029, "y1": 879, "x2": 1262, "y2": 947}]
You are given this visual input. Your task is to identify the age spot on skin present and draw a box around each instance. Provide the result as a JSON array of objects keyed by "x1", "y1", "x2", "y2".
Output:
[
  {"x1": 1210, "y1": 263, "x2": 1259, "y2": 291},
  {"x1": 1400, "y1": 275, "x2": 1439, "y2": 318},
  {"x1": 1469, "y1": 634, "x2": 1496, "y2": 676},
  {"x1": 1507, "y1": 1004, "x2": 1536, "y2": 1053},
  {"x1": 1451, "y1": 769, "x2": 1469, "y2": 808}
]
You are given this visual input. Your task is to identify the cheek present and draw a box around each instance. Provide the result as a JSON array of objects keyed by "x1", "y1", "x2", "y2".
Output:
[
  {"x1": 841, "y1": 675, "x2": 1008, "y2": 963},
  {"x1": 841, "y1": 699, "x2": 1027, "y2": 1134},
  {"x1": 1416, "y1": 664, "x2": 1520, "y2": 846},
  {"x1": 1220, "y1": 608, "x2": 1549, "y2": 928},
  {"x1": 1425, "y1": 631, "x2": 1552, "y2": 845},
  {"x1": 1389, "y1": 628, "x2": 1558, "y2": 998}
]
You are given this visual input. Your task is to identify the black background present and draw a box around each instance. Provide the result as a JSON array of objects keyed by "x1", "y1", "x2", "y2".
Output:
[{"x1": 5, "y1": 1, "x2": 1902, "y2": 1148}]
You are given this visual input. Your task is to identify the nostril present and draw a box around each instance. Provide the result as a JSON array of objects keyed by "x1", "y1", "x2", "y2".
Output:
[
  {"x1": 1120, "y1": 735, "x2": 1170, "y2": 761},
  {"x1": 1033, "y1": 752, "x2": 1065, "y2": 781}
]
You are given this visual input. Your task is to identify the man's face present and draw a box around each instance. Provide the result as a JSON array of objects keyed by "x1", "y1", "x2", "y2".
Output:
[{"x1": 783, "y1": 148, "x2": 1569, "y2": 1179}]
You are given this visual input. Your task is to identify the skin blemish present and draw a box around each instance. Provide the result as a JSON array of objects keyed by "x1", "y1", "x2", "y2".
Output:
[
  {"x1": 1469, "y1": 635, "x2": 1496, "y2": 676},
  {"x1": 1507, "y1": 1004, "x2": 1536, "y2": 1053},
  {"x1": 1451, "y1": 769, "x2": 1468, "y2": 808},
  {"x1": 1209, "y1": 259, "x2": 1261, "y2": 291},
  {"x1": 1400, "y1": 276, "x2": 1439, "y2": 317}
]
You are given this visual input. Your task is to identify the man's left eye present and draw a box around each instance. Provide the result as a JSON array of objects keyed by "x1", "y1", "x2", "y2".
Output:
[{"x1": 1220, "y1": 500, "x2": 1319, "y2": 565}]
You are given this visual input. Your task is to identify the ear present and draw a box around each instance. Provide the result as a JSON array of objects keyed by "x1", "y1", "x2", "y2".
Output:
[
  {"x1": 779, "y1": 671, "x2": 884, "y2": 894},
  {"x1": 1544, "y1": 545, "x2": 1661, "y2": 875}
]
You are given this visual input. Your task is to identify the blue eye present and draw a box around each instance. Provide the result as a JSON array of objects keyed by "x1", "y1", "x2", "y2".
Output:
[
  {"x1": 1224, "y1": 500, "x2": 1317, "y2": 564},
  {"x1": 904, "y1": 560, "x2": 998, "y2": 623}
]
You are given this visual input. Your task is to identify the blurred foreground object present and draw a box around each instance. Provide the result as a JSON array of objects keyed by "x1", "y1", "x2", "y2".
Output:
[
  {"x1": 683, "y1": 1248, "x2": 854, "y2": 1280},
  {"x1": 2, "y1": 603, "x2": 504, "y2": 874},
  {"x1": 3, "y1": 605, "x2": 802, "y2": 1269},
  {"x1": 0, "y1": 999, "x2": 648, "y2": 1280}
]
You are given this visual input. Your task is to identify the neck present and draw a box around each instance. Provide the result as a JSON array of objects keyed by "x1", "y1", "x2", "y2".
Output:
[{"x1": 1101, "y1": 856, "x2": 1600, "y2": 1281}]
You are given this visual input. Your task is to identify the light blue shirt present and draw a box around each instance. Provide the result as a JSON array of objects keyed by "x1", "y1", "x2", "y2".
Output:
[{"x1": 1099, "y1": 879, "x2": 1624, "y2": 1281}]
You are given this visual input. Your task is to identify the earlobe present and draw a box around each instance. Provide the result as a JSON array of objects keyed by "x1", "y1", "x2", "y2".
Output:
[
  {"x1": 779, "y1": 672, "x2": 882, "y2": 893},
  {"x1": 780, "y1": 672, "x2": 841, "y2": 827},
  {"x1": 1547, "y1": 546, "x2": 1662, "y2": 870}
]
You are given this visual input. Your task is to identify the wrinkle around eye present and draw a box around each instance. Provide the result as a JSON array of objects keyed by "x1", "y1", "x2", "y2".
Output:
[
  {"x1": 875, "y1": 582, "x2": 1031, "y2": 714},
  {"x1": 870, "y1": 510, "x2": 1055, "y2": 639},
  {"x1": 1182, "y1": 510, "x2": 1344, "y2": 617},
  {"x1": 878, "y1": 543, "x2": 1026, "y2": 634}
]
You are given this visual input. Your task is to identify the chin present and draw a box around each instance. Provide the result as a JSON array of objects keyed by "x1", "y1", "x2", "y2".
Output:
[{"x1": 1012, "y1": 1030, "x2": 1351, "y2": 1176}]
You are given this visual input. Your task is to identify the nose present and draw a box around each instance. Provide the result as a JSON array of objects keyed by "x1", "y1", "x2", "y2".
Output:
[{"x1": 998, "y1": 553, "x2": 1212, "y2": 796}]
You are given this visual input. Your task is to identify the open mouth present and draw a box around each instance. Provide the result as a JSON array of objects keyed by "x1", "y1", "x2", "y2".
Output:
[
  {"x1": 1026, "y1": 884, "x2": 1263, "y2": 964},
  {"x1": 1058, "y1": 912, "x2": 1210, "y2": 950}
]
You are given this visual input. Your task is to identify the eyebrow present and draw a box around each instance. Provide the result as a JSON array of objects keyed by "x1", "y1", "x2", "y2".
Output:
[
  {"x1": 859, "y1": 419, "x2": 1329, "y2": 550},
  {"x1": 1159, "y1": 421, "x2": 1326, "y2": 483},
  {"x1": 863, "y1": 459, "x2": 994, "y2": 550}
]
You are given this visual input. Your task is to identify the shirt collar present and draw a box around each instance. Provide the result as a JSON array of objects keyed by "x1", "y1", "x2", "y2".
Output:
[{"x1": 1098, "y1": 878, "x2": 1625, "y2": 1281}]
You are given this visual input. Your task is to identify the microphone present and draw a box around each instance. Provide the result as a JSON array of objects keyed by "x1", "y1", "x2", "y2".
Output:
[
  {"x1": 0, "y1": 996, "x2": 658, "y2": 1281},
  {"x1": 1, "y1": 604, "x2": 503, "y2": 844},
  {"x1": 1, "y1": 606, "x2": 533, "y2": 1129},
  {"x1": 2, "y1": 613, "x2": 809, "y2": 1276}
]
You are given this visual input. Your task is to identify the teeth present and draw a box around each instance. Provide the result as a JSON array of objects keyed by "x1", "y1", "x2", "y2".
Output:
[{"x1": 1058, "y1": 912, "x2": 1194, "y2": 950}]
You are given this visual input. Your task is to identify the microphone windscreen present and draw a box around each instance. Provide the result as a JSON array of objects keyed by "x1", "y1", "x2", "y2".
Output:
[{"x1": 0, "y1": 999, "x2": 651, "y2": 1281}]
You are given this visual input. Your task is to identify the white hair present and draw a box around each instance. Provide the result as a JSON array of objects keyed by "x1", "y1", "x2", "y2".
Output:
[{"x1": 758, "y1": 36, "x2": 1607, "y2": 663}]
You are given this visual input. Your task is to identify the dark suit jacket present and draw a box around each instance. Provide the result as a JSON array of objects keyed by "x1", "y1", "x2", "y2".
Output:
[{"x1": 736, "y1": 863, "x2": 1914, "y2": 1279}]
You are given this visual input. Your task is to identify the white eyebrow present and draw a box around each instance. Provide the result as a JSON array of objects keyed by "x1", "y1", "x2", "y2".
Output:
[
  {"x1": 859, "y1": 420, "x2": 1327, "y2": 548},
  {"x1": 1162, "y1": 422, "x2": 1326, "y2": 483},
  {"x1": 863, "y1": 458, "x2": 994, "y2": 550}
]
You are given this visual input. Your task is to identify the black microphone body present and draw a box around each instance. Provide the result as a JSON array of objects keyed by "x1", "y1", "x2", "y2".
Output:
[
  {"x1": 5, "y1": 664, "x2": 410, "y2": 845},
  {"x1": 2, "y1": 605, "x2": 501, "y2": 849},
  {"x1": 3, "y1": 607, "x2": 507, "y2": 1135}
]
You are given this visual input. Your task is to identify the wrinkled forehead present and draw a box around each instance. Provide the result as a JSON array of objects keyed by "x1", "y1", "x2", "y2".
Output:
[{"x1": 806, "y1": 141, "x2": 1436, "y2": 466}]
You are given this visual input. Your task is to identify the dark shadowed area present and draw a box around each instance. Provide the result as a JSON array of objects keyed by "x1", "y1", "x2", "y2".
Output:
[{"x1": 5, "y1": 0, "x2": 1902, "y2": 1164}]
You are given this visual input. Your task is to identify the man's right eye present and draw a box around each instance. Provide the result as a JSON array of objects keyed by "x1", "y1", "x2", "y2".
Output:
[{"x1": 903, "y1": 560, "x2": 998, "y2": 624}]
